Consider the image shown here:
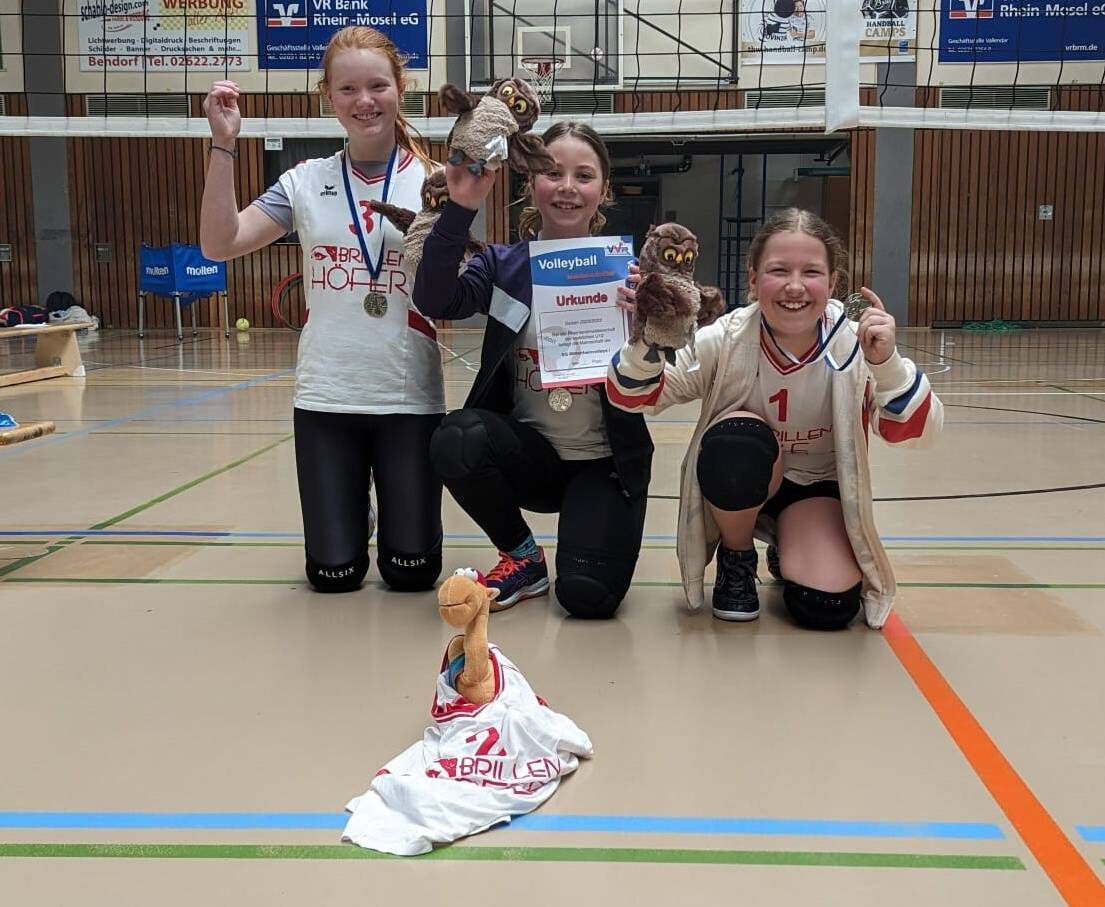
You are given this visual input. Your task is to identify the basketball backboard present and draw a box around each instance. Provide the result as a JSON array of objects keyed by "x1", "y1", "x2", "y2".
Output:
[{"x1": 467, "y1": 0, "x2": 622, "y2": 91}]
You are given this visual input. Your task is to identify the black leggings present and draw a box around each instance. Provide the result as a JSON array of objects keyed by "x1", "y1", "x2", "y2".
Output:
[
  {"x1": 429, "y1": 408, "x2": 647, "y2": 619},
  {"x1": 294, "y1": 408, "x2": 443, "y2": 593}
]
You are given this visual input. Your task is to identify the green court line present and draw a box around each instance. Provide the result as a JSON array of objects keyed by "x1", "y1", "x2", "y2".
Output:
[
  {"x1": 73, "y1": 540, "x2": 673, "y2": 550},
  {"x1": 0, "y1": 542, "x2": 78, "y2": 579},
  {"x1": 0, "y1": 843, "x2": 1024, "y2": 869},
  {"x1": 0, "y1": 436, "x2": 294, "y2": 583},
  {"x1": 90, "y1": 434, "x2": 293, "y2": 531},
  {"x1": 898, "y1": 582, "x2": 1105, "y2": 590},
  {"x1": 3, "y1": 577, "x2": 302, "y2": 585},
  {"x1": 96, "y1": 431, "x2": 292, "y2": 437},
  {"x1": 83, "y1": 540, "x2": 303, "y2": 548},
  {"x1": 1051, "y1": 384, "x2": 1105, "y2": 406},
  {"x1": 6, "y1": 577, "x2": 1105, "y2": 590}
]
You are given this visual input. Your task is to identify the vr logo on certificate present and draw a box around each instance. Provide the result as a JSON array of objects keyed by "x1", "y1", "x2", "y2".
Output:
[{"x1": 529, "y1": 235, "x2": 634, "y2": 393}]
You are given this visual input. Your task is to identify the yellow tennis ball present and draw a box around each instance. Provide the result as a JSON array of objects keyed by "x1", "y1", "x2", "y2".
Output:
[{"x1": 235, "y1": 318, "x2": 250, "y2": 332}]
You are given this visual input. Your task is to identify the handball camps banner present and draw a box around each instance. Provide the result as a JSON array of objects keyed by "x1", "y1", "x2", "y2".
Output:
[
  {"x1": 739, "y1": 1, "x2": 918, "y2": 64},
  {"x1": 940, "y1": 0, "x2": 1105, "y2": 63},
  {"x1": 78, "y1": 0, "x2": 252, "y2": 71},
  {"x1": 256, "y1": 0, "x2": 427, "y2": 69}
]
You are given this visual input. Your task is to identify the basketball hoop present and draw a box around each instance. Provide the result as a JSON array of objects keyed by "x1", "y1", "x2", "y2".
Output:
[{"x1": 519, "y1": 56, "x2": 565, "y2": 104}]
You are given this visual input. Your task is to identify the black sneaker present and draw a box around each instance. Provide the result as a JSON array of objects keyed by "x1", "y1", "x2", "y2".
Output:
[
  {"x1": 712, "y1": 546, "x2": 760, "y2": 621},
  {"x1": 766, "y1": 545, "x2": 783, "y2": 581}
]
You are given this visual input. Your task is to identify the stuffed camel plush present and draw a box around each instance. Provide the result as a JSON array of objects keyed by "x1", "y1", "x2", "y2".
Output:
[{"x1": 437, "y1": 568, "x2": 499, "y2": 705}]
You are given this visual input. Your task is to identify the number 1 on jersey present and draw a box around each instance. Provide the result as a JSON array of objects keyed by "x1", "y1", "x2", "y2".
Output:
[{"x1": 769, "y1": 388, "x2": 789, "y2": 422}]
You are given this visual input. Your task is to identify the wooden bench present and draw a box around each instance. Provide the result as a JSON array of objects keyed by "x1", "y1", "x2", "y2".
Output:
[{"x1": 0, "y1": 321, "x2": 92, "y2": 388}]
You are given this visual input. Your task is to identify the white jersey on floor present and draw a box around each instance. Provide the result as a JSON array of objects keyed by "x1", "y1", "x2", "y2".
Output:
[
  {"x1": 343, "y1": 644, "x2": 593, "y2": 856},
  {"x1": 752, "y1": 305, "x2": 845, "y2": 485},
  {"x1": 277, "y1": 150, "x2": 444, "y2": 415}
]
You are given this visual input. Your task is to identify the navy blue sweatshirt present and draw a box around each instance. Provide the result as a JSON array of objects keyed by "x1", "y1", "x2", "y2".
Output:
[{"x1": 414, "y1": 201, "x2": 653, "y2": 500}]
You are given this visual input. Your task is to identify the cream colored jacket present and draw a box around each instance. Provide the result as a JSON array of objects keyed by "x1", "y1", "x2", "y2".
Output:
[{"x1": 606, "y1": 302, "x2": 944, "y2": 628}]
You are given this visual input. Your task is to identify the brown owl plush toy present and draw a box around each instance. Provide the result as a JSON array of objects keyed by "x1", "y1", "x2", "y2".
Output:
[
  {"x1": 632, "y1": 223, "x2": 726, "y2": 363},
  {"x1": 439, "y1": 79, "x2": 555, "y2": 177},
  {"x1": 369, "y1": 168, "x2": 486, "y2": 278}
]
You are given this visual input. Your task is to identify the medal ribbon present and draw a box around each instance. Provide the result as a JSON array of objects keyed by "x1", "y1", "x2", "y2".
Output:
[
  {"x1": 762, "y1": 305, "x2": 861, "y2": 373},
  {"x1": 341, "y1": 144, "x2": 399, "y2": 281}
]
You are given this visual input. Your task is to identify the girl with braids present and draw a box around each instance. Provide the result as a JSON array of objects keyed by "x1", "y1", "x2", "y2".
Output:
[
  {"x1": 608, "y1": 209, "x2": 943, "y2": 630},
  {"x1": 200, "y1": 27, "x2": 445, "y2": 594},
  {"x1": 415, "y1": 122, "x2": 652, "y2": 619}
]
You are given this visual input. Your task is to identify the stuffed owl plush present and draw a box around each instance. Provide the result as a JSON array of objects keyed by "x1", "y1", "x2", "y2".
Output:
[
  {"x1": 632, "y1": 223, "x2": 726, "y2": 361},
  {"x1": 369, "y1": 168, "x2": 486, "y2": 278},
  {"x1": 439, "y1": 79, "x2": 555, "y2": 177}
]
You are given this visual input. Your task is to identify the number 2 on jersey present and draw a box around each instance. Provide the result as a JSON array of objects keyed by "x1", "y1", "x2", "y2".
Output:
[
  {"x1": 769, "y1": 388, "x2": 789, "y2": 422},
  {"x1": 466, "y1": 727, "x2": 506, "y2": 756}
]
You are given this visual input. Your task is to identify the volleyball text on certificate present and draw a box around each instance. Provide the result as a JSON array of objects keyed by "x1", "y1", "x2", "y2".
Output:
[{"x1": 528, "y1": 235, "x2": 634, "y2": 389}]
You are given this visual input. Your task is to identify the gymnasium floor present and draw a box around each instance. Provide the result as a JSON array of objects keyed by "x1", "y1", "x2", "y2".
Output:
[{"x1": 2, "y1": 325, "x2": 1104, "y2": 905}]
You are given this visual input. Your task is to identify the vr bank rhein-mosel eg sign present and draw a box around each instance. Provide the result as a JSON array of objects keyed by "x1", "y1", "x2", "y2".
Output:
[{"x1": 77, "y1": 0, "x2": 428, "y2": 72}]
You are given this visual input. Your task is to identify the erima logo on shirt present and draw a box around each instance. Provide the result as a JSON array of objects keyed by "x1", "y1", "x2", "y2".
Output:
[{"x1": 319, "y1": 184, "x2": 338, "y2": 197}]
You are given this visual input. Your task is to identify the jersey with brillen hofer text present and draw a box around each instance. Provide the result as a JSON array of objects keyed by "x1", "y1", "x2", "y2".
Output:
[
  {"x1": 342, "y1": 644, "x2": 593, "y2": 856},
  {"x1": 277, "y1": 150, "x2": 444, "y2": 414}
]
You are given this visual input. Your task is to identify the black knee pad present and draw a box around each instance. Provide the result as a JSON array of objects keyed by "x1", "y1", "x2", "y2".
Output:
[
  {"x1": 554, "y1": 550, "x2": 635, "y2": 620},
  {"x1": 429, "y1": 410, "x2": 493, "y2": 482},
  {"x1": 306, "y1": 551, "x2": 369, "y2": 593},
  {"x1": 377, "y1": 544, "x2": 442, "y2": 592},
  {"x1": 783, "y1": 581, "x2": 862, "y2": 631},
  {"x1": 696, "y1": 417, "x2": 779, "y2": 511}
]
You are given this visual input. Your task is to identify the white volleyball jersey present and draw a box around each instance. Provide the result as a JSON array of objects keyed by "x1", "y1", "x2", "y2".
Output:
[
  {"x1": 752, "y1": 308, "x2": 843, "y2": 485},
  {"x1": 278, "y1": 150, "x2": 444, "y2": 414},
  {"x1": 342, "y1": 644, "x2": 593, "y2": 856}
]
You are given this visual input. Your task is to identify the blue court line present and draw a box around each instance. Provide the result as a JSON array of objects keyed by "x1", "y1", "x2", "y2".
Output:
[
  {"x1": 1077, "y1": 826, "x2": 1105, "y2": 842},
  {"x1": 507, "y1": 815, "x2": 1005, "y2": 839},
  {"x1": 0, "y1": 368, "x2": 294, "y2": 462},
  {"x1": 0, "y1": 812, "x2": 1004, "y2": 840},
  {"x1": 2, "y1": 531, "x2": 1105, "y2": 544}
]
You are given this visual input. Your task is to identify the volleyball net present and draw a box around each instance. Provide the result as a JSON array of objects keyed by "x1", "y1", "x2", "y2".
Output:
[{"x1": 0, "y1": 1, "x2": 1101, "y2": 139}]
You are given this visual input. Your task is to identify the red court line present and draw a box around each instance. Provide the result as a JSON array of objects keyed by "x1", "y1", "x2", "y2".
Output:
[{"x1": 883, "y1": 613, "x2": 1105, "y2": 905}]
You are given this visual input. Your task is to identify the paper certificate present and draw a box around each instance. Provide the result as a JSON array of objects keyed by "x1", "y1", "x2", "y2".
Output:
[{"x1": 529, "y1": 235, "x2": 634, "y2": 388}]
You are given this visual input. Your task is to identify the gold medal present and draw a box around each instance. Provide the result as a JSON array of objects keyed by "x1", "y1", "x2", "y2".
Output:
[
  {"x1": 363, "y1": 292, "x2": 388, "y2": 318},
  {"x1": 843, "y1": 292, "x2": 871, "y2": 322},
  {"x1": 547, "y1": 387, "x2": 573, "y2": 412}
]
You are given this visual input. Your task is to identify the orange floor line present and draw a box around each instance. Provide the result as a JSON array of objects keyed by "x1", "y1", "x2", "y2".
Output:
[{"x1": 883, "y1": 613, "x2": 1105, "y2": 905}]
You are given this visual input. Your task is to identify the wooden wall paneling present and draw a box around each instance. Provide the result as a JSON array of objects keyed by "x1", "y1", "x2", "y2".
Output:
[
  {"x1": 939, "y1": 130, "x2": 955, "y2": 322},
  {"x1": 908, "y1": 130, "x2": 925, "y2": 326},
  {"x1": 1026, "y1": 131, "x2": 1043, "y2": 321},
  {"x1": 911, "y1": 121, "x2": 1105, "y2": 324},
  {"x1": 1070, "y1": 130, "x2": 1090, "y2": 322},
  {"x1": 1007, "y1": 132, "x2": 1025, "y2": 324},
  {"x1": 992, "y1": 131, "x2": 1008, "y2": 323},
  {"x1": 1079, "y1": 130, "x2": 1098, "y2": 322},
  {"x1": 914, "y1": 131, "x2": 930, "y2": 325},
  {"x1": 1073, "y1": 129, "x2": 1087, "y2": 322},
  {"x1": 925, "y1": 129, "x2": 940, "y2": 326},
  {"x1": 1017, "y1": 130, "x2": 1034, "y2": 324},
  {"x1": 1057, "y1": 129, "x2": 1077, "y2": 322},
  {"x1": 0, "y1": 138, "x2": 34, "y2": 307},
  {"x1": 966, "y1": 129, "x2": 981, "y2": 322},
  {"x1": 1041, "y1": 129, "x2": 1057, "y2": 320},
  {"x1": 949, "y1": 131, "x2": 965, "y2": 322},
  {"x1": 1088, "y1": 133, "x2": 1104, "y2": 320}
]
